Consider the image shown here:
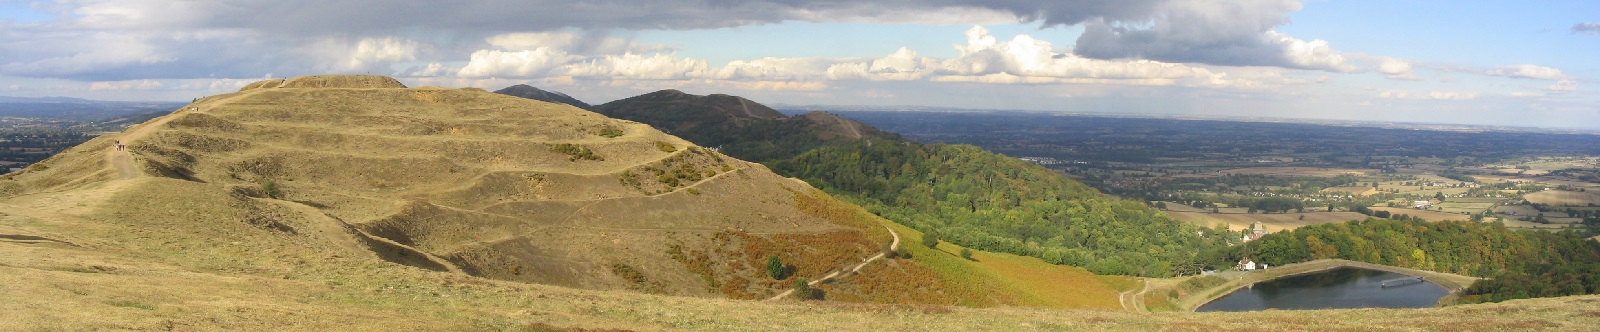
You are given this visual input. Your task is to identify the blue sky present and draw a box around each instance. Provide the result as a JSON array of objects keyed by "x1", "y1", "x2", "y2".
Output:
[{"x1": 0, "y1": 0, "x2": 1595, "y2": 129}]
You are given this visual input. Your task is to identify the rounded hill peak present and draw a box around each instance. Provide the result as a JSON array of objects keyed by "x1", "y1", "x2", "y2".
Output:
[{"x1": 239, "y1": 75, "x2": 407, "y2": 91}]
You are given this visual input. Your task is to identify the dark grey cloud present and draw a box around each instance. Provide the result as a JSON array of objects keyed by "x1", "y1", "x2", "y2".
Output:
[
  {"x1": 1067, "y1": 0, "x2": 1351, "y2": 71},
  {"x1": 1575, "y1": 23, "x2": 1600, "y2": 35}
]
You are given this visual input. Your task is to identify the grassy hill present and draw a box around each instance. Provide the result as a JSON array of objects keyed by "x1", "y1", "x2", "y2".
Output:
[{"x1": 0, "y1": 75, "x2": 890, "y2": 299}]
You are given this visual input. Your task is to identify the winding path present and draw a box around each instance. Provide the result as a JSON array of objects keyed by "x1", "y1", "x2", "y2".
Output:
[
  {"x1": 765, "y1": 226, "x2": 900, "y2": 301},
  {"x1": 105, "y1": 91, "x2": 257, "y2": 180}
]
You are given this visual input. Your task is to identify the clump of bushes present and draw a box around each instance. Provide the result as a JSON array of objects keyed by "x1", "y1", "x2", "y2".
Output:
[
  {"x1": 793, "y1": 278, "x2": 816, "y2": 300},
  {"x1": 261, "y1": 180, "x2": 281, "y2": 199},
  {"x1": 655, "y1": 141, "x2": 676, "y2": 153},
  {"x1": 610, "y1": 263, "x2": 665, "y2": 294},
  {"x1": 550, "y1": 143, "x2": 603, "y2": 161},
  {"x1": 921, "y1": 231, "x2": 939, "y2": 249},
  {"x1": 601, "y1": 126, "x2": 624, "y2": 138},
  {"x1": 767, "y1": 255, "x2": 788, "y2": 280}
]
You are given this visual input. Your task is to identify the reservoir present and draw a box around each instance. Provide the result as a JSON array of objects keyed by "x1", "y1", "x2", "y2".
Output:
[{"x1": 1196, "y1": 267, "x2": 1449, "y2": 312}]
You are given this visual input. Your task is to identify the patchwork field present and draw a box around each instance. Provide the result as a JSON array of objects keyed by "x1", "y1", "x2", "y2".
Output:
[
  {"x1": 1526, "y1": 190, "x2": 1600, "y2": 206},
  {"x1": 1321, "y1": 186, "x2": 1378, "y2": 196},
  {"x1": 1215, "y1": 167, "x2": 1377, "y2": 177},
  {"x1": 1167, "y1": 211, "x2": 1371, "y2": 233},
  {"x1": 1433, "y1": 198, "x2": 1504, "y2": 213},
  {"x1": 1368, "y1": 207, "x2": 1472, "y2": 222}
]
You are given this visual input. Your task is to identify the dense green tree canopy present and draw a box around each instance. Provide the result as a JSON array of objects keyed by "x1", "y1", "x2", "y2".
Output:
[{"x1": 775, "y1": 141, "x2": 1230, "y2": 276}]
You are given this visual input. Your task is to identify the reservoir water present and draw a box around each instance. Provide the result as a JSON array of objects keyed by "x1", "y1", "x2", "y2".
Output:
[{"x1": 1196, "y1": 267, "x2": 1449, "y2": 312}]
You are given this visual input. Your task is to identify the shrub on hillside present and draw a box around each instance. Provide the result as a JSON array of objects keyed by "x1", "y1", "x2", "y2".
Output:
[
  {"x1": 597, "y1": 126, "x2": 624, "y2": 138},
  {"x1": 261, "y1": 180, "x2": 281, "y2": 199},
  {"x1": 550, "y1": 143, "x2": 603, "y2": 161},
  {"x1": 767, "y1": 255, "x2": 787, "y2": 280},
  {"x1": 793, "y1": 278, "x2": 816, "y2": 300}
]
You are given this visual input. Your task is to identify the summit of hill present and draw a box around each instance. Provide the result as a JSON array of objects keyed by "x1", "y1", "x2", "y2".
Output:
[{"x1": 582, "y1": 89, "x2": 898, "y2": 162}]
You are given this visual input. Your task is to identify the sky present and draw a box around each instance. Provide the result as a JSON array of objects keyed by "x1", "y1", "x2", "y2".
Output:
[{"x1": 0, "y1": 0, "x2": 1597, "y2": 129}]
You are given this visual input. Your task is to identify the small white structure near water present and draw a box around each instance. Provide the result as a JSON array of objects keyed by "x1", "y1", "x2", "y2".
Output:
[{"x1": 1237, "y1": 257, "x2": 1258, "y2": 271}]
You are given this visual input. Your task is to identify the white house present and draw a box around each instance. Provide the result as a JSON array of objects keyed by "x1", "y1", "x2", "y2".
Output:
[{"x1": 1237, "y1": 257, "x2": 1257, "y2": 271}]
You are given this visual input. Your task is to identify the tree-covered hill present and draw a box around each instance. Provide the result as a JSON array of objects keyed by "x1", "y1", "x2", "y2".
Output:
[
  {"x1": 590, "y1": 90, "x2": 899, "y2": 163},
  {"x1": 775, "y1": 141, "x2": 1233, "y2": 276}
]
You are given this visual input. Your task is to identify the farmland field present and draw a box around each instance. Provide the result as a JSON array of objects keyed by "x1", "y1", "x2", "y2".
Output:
[
  {"x1": 1167, "y1": 211, "x2": 1371, "y2": 233},
  {"x1": 1216, "y1": 167, "x2": 1376, "y2": 177},
  {"x1": 1525, "y1": 190, "x2": 1600, "y2": 206},
  {"x1": 1368, "y1": 207, "x2": 1471, "y2": 222}
]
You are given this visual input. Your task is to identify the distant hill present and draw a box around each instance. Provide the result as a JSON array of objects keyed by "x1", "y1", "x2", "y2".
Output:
[
  {"x1": 587, "y1": 90, "x2": 898, "y2": 162},
  {"x1": 492, "y1": 84, "x2": 593, "y2": 110},
  {"x1": 580, "y1": 89, "x2": 1230, "y2": 277},
  {"x1": 0, "y1": 96, "x2": 94, "y2": 103},
  {"x1": 0, "y1": 96, "x2": 186, "y2": 119}
]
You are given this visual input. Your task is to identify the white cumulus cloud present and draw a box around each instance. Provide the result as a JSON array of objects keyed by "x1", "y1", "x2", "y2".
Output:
[
  {"x1": 346, "y1": 37, "x2": 419, "y2": 70},
  {"x1": 1376, "y1": 58, "x2": 1417, "y2": 80},
  {"x1": 558, "y1": 53, "x2": 709, "y2": 80},
  {"x1": 933, "y1": 26, "x2": 1235, "y2": 86},
  {"x1": 712, "y1": 57, "x2": 834, "y2": 81},
  {"x1": 1486, "y1": 64, "x2": 1564, "y2": 80},
  {"x1": 457, "y1": 48, "x2": 581, "y2": 78},
  {"x1": 826, "y1": 47, "x2": 936, "y2": 81}
]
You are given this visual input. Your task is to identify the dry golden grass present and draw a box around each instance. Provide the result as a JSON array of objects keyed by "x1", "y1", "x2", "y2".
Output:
[{"x1": 968, "y1": 247, "x2": 1122, "y2": 310}]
